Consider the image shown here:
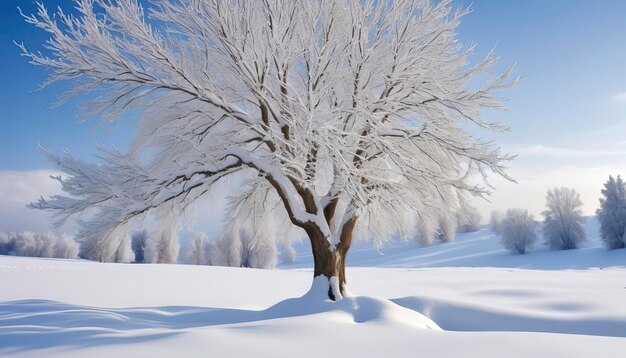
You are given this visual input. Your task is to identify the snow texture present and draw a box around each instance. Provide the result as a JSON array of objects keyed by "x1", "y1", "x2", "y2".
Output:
[{"x1": 1, "y1": 219, "x2": 625, "y2": 357}]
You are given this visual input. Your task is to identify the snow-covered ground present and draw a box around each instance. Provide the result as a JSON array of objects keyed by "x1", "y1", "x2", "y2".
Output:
[{"x1": 1, "y1": 217, "x2": 626, "y2": 357}]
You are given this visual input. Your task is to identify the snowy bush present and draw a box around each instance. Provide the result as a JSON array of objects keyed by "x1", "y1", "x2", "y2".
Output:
[
  {"x1": 596, "y1": 175, "x2": 626, "y2": 249},
  {"x1": 490, "y1": 210, "x2": 505, "y2": 234},
  {"x1": 500, "y1": 209, "x2": 537, "y2": 254},
  {"x1": 54, "y1": 235, "x2": 80, "y2": 259},
  {"x1": 542, "y1": 187, "x2": 586, "y2": 250},
  {"x1": 145, "y1": 228, "x2": 179, "y2": 264},
  {"x1": 0, "y1": 231, "x2": 78, "y2": 259},
  {"x1": 457, "y1": 206, "x2": 482, "y2": 233},
  {"x1": 131, "y1": 230, "x2": 148, "y2": 263}
]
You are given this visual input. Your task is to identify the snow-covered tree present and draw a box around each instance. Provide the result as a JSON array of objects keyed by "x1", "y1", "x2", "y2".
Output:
[
  {"x1": 12, "y1": 231, "x2": 56, "y2": 258},
  {"x1": 23, "y1": 0, "x2": 514, "y2": 299},
  {"x1": 131, "y1": 230, "x2": 148, "y2": 263},
  {"x1": 457, "y1": 206, "x2": 482, "y2": 233},
  {"x1": 542, "y1": 187, "x2": 586, "y2": 250},
  {"x1": 145, "y1": 228, "x2": 179, "y2": 264},
  {"x1": 213, "y1": 226, "x2": 243, "y2": 267},
  {"x1": 203, "y1": 224, "x2": 278, "y2": 269},
  {"x1": 596, "y1": 175, "x2": 626, "y2": 249},
  {"x1": 239, "y1": 228, "x2": 278, "y2": 269},
  {"x1": 490, "y1": 210, "x2": 505, "y2": 234},
  {"x1": 187, "y1": 232, "x2": 208, "y2": 265},
  {"x1": 54, "y1": 235, "x2": 80, "y2": 259},
  {"x1": 500, "y1": 209, "x2": 537, "y2": 254}
]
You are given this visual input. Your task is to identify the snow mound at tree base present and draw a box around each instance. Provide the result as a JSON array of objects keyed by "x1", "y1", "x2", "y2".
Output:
[
  {"x1": 258, "y1": 275, "x2": 441, "y2": 329},
  {"x1": 264, "y1": 293, "x2": 441, "y2": 329}
]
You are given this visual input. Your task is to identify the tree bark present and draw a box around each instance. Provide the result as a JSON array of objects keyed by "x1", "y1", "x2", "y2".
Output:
[{"x1": 303, "y1": 216, "x2": 357, "y2": 301}]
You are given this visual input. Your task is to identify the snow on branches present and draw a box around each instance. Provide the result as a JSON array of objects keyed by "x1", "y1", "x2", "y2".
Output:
[{"x1": 22, "y1": 0, "x2": 514, "y2": 295}]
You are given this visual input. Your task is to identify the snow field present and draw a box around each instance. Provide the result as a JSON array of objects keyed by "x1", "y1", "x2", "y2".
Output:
[{"x1": 1, "y1": 251, "x2": 626, "y2": 357}]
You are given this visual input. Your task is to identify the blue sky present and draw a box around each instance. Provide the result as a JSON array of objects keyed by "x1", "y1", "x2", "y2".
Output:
[{"x1": 1, "y1": 0, "x2": 626, "y2": 233}]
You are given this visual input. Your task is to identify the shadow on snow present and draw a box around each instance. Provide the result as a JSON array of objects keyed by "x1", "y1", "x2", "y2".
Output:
[{"x1": 0, "y1": 295, "x2": 434, "y2": 353}]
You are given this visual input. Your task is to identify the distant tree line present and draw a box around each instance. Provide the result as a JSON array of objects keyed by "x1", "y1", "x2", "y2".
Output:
[
  {"x1": 7, "y1": 175, "x2": 624, "y2": 263},
  {"x1": 415, "y1": 205, "x2": 483, "y2": 246},
  {"x1": 492, "y1": 175, "x2": 626, "y2": 254},
  {"x1": 0, "y1": 231, "x2": 78, "y2": 259}
]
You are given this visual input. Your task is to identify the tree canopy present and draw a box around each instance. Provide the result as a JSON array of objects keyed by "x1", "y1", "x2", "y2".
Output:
[{"x1": 23, "y1": 0, "x2": 515, "y2": 299}]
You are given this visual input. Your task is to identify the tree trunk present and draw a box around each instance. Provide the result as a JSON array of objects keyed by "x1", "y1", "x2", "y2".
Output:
[{"x1": 303, "y1": 217, "x2": 356, "y2": 301}]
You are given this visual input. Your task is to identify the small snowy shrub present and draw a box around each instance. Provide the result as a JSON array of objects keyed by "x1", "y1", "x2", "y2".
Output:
[
  {"x1": 542, "y1": 187, "x2": 586, "y2": 250},
  {"x1": 500, "y1": 209, "x2": 537, "y2": 254},
  {"x1": 596, "y1": 175, "x2": 626, "y2": 249},
  {"x1": 54, "y1": 235, "x2": 79, "y2": 259}
]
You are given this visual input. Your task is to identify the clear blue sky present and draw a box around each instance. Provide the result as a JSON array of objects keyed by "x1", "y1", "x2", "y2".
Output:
[
  {"x1": 0, "y1": 0, "x2": 135, "y2": 170},
  {"x1": 1, "y1": 0, "x2": 626, "y2": 232}
]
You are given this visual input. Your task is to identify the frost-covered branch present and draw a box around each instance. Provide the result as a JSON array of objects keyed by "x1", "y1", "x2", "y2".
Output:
[
  {"x1": 22, "y1": 0, "x2": 516, "y2": 293},
  {"x1": 30, "y1": 147, "x2": 242, "y2": 260}
]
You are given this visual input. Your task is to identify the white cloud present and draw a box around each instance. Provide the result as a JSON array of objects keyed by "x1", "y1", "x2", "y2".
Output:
[
  {"x1": 610, "y1": 91, "x2": 626, "y2": 101},
  {"x1": 474, "y1": 159, "x2": 623, "y2": 220},
  {"x1": 471, "y1": 143, "x2": 626, "y2": 220},
  {"x1": 0, "y1": 170, "x2": 68, "y2": 234},
  {"x1": 508, "y1": 144, "x2": 626, "y2": 159}
]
